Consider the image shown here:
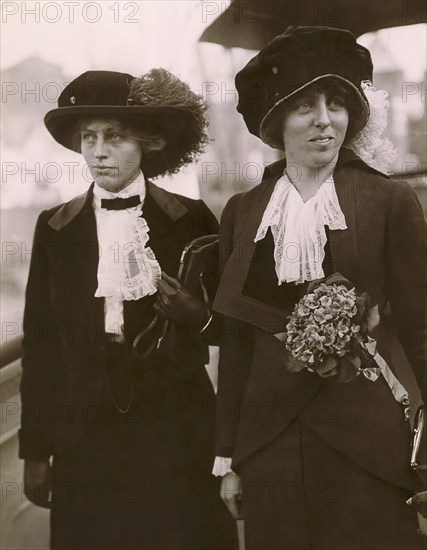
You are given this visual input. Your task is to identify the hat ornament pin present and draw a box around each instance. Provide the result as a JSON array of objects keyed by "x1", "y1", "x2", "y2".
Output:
[{"x1": 127, "y1": 90, "x2": 154, "y2": 106}]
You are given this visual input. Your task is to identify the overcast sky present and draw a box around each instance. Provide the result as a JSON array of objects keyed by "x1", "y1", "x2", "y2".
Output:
[{"x1": 1, "y1": 1, "x2": 218, "y2": 81}]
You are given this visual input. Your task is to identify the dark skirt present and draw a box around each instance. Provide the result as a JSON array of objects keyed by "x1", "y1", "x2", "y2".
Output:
[
  {"x1": 50, "y1": 344, "x2": 237, "y2": 550},
  {"x1": 239, "y1": 419, "x2": 422, "y2": 550}
]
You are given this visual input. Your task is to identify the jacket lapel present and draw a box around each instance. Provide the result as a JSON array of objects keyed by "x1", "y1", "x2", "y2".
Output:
[
  {"x1": 329, "y1": 150, "x2": 365, "y2": 290},
  {"x1": 141, "y1": 181, "x2": 189, "y2": 271},
  {"x1": 214, "y1": 161, "x2": 291, "y2": 333},
  {"x1": 330, "y1": 170, "x2": 357, "y2": 275},
  {"x1": 146, "y1": 180, "x2": 188, "y2": 223},
  {"x1": 48, "y1": 185, "x2": 104, "y2": 335}
]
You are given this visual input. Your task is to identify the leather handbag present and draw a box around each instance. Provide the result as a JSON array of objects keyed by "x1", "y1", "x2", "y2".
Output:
[
  {"x1": 133, "y1": 234, "x2": 219, "y2": 359},
  {"x1": 176, "y1": 234, "x2": 219, "y2": 295}
]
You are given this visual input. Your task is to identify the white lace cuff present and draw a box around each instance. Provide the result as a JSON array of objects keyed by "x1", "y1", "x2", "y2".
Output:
[{"x1": 212, "y1": 456, "x2": 233, "y2": 476}]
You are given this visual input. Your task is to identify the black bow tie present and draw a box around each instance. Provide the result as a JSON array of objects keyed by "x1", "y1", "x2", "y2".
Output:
[{"x1": 101, "y1": 195, "x2": 141, "y2": 210}]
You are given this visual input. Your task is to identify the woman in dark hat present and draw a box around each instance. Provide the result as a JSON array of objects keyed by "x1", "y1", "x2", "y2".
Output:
[
  {"x1": 213, "y1": 26, "x2": 426, "y2": 550},
  {"x1": 20, "y1": 68, "x2": 236, "y2": 550}
]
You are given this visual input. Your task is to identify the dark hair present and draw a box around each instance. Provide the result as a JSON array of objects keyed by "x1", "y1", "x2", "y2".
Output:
[
  {"x1": 129, "y1": 68, "x2": 209, "y2": 178},
  {"x1": 263, "y1": 77, "x2": 364, "y2": 151}
]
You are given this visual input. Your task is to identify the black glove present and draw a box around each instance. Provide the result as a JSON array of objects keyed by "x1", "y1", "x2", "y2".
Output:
[
  {"x1": 154, "y1": 272, "x2": 210, "y2": 332},
  {"x1": 24, "y1": 460, "x2": 52, "y2": 508}
]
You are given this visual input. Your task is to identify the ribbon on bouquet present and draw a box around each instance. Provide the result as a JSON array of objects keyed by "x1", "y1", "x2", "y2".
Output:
[{"x1": 357, "y1": 336, "x2": 410, "y2": 420}]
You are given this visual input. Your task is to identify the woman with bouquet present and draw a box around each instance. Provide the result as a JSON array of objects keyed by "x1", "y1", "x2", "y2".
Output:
[{"x1": 213, "y1": 26, "x2": 426, "y2": 550}]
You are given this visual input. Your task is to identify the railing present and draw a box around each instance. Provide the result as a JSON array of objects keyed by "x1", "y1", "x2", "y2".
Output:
[
  {"x1": 1, "y1": 336, "x2": 50, "y2": 549},
  {"x1": 1, "y1": 336, "x2": 22, "y2": 370}
]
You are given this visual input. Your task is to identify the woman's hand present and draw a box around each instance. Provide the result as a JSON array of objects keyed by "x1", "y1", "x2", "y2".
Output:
[
  {"x1": 316, "y1": 354, "x2": 362, "y2": 382},
  {"x1": 277, "y1": 322, "x2": 363, "y2": 382},
  {"x1": 306, "y1": 272, "x2": 354, "y2": 294},
  {"x1": 154, "y1": 272, "x2": 210, "y2": 332},
  {"x1": 280, "y1": 345, "x2": 361, "y2": 382},
  {"x1": 24, "y1": 460, "x2": 52, "y2": 508},
  {"x1": 220, "y1": 472, "x2": 243, "y2": 520}
]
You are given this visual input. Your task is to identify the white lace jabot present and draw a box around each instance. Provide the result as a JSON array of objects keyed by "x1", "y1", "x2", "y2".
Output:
[
  {"x1": 93, "y1": 173, "x2": 161, "y2": 303},
  {"x1": 254, "y1": 172, "x2": 347, "y2": 285}
]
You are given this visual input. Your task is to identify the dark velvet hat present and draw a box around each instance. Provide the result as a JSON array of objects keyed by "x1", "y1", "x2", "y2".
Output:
[
  {"x1": 235, "y1": 26, "x2": 373, "y2": 149},
  {"x1": 45, "y1": 71, "x2": 191, "y2": 150}
]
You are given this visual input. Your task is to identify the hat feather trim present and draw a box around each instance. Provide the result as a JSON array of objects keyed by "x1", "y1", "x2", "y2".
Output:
[
  {"x1": 128, "y1": 68, "x2": 209, "y2": 178},
  {"x1": 129, "y1": 69, "x2": 203, "y2": 115}
]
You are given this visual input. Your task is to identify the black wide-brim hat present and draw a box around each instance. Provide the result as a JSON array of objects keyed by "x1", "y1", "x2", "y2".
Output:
[
  {"x1": 45, "y1": 70, "x2": 193, "y2": 152},
  {"x1": 235, "y1": 26, "x2": 373, "y2": 149}
]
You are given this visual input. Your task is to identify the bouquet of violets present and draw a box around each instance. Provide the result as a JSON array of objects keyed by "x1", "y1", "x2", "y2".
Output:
[{"x1": 275, "y1": 273, "x2": 380, "y2": 382}]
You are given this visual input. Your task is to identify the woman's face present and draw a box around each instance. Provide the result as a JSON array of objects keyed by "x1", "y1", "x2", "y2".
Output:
[
  {"x1": 80, "y1": 118, "x2": 143, "y2": 192},
  {"x1": 282, "y1": 86, "x2": 349, "y2": 171}
]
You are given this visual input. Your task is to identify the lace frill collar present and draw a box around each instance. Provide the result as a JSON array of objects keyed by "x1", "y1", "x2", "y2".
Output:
[
  {"x1": 254, "y1": 172, "x2": 347, "y2": 285},
  {"x1": 93, "y1": 173, "x2": 161, "y2": 301}
]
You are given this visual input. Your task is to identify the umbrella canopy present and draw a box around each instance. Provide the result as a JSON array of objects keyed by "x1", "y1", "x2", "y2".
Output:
[{"x1": 200, "y1": 0, "x2": 424, "y2": 49}]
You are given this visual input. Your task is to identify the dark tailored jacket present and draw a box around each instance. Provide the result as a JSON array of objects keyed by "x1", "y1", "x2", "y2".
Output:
[
  {"x1": 214, "y1": 148, "x2": 427, "y2": 490},
  {"x1": 19, "y1": 181, "x2": 219, "y2": 462}
]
